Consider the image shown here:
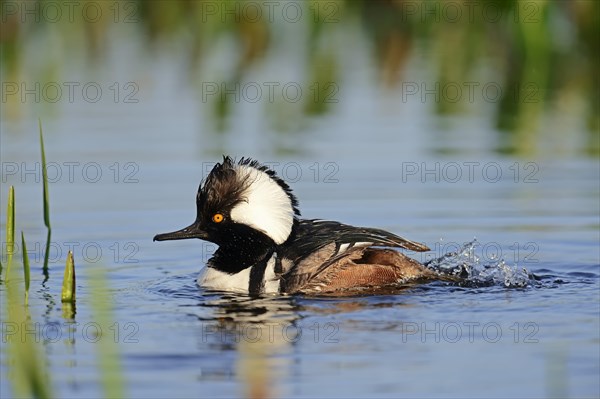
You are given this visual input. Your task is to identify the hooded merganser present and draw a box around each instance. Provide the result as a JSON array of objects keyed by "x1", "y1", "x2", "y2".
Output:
[{"x1": 154, "y1": 156, "x2": 441, "y2": 295}]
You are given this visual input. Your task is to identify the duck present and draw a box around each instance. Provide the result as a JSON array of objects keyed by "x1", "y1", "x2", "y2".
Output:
[{"x1": 154, "y1": 156, "x2": 442, "y2": 295}]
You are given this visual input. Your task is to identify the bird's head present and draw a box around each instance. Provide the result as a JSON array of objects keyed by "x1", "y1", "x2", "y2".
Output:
[{"x1": 154, "y1": 156, "x2": 300, "y2": 247}]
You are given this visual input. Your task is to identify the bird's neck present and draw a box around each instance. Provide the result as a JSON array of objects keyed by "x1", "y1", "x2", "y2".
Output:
[{"x1": 208, "y1": 227, "x2": 276, "y2": 275}]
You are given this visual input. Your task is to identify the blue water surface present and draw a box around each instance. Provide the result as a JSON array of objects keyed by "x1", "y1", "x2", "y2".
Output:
[{"x1": 1, "y1": 36, "x2": 599, "y2": 399}]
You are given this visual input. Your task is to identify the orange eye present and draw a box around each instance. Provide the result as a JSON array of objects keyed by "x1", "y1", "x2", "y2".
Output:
[{"x1": 212, "y1": 213, "x2": 224, "y2": 223}]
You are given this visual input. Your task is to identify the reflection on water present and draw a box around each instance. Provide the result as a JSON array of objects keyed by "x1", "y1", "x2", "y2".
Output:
[
  {"x1": 185, "y1": 291, "x2": 417, "y2": 398},
  {"x1": 1, "y1": 0, "x2": 598, "y2": 155},
  {"x1": 194, "y1": 294, "x2": 299, "y2": 398}
]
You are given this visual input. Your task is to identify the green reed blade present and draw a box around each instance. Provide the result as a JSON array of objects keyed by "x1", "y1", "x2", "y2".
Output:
[
  {"x1": 5, "y1": 186, "x2": 15, "y2": 281},
  {"x1": 21, "y1": 231, "x2": 30, "y2": 304},
  {"x1": 61, "y1": 251, "x2": 76, "y2": 303},
  {"x1": 43, "y1": 229, "x2": 51, "y2": 282},
  {"x1": 39, "y1": 119, "x2": 52, "y2": 276},
  {"x1": 39, "y1": 119, "x2": 50, "y2": 229}
]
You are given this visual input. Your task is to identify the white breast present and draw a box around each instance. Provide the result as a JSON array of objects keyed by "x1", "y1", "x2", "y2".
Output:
[
  {"x1": 196, "y1": 254, "x2": 281, "y2": 294},
  {"x1": 197, "y1": 267, "x2": 251, "y2": 293}
]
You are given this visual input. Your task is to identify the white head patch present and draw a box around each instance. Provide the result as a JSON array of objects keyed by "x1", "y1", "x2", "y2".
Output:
[{"x1": 230, "y1": 164, "x2": 295, "y2": 244}]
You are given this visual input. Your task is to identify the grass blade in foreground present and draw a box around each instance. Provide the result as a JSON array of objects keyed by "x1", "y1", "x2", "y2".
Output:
[
  {"x1": 61, "y1": 251, "x2": 76, "y2": 302},
  {"x1": 5, "y1": 270, "x2": 53, "y2": 398},
  {"x1": 39, "y1": 120, "x2": 52, "y2": 278},
  {"x1": 89, "y1": 266, "x2": 126, "y2": 398},
  {"x1": 21, "y1": 231, "x2": 31, "y2": 304},
  {"x1": 5, "y1": 186, "x2": 15, "y2": 280},
  {"x1": 39, "y1": 119, "x2": 50, "y2": 229}
]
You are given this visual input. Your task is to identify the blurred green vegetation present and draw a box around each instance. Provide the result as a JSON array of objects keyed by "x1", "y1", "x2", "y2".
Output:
[
  {"x1": 1, "y1": 0, "x2": 598, "y2": 155},
  {"x1": 1, "y1": 125, "x2": 126, "y2": 397}
]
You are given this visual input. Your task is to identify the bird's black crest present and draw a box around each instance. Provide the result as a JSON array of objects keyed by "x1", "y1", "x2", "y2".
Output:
[{"x1": 197, "y1": 156, "x2": 301, "y2": 217}]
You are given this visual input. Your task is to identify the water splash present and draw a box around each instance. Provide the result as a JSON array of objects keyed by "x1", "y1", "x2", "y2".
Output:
[{"x1": 424, "y1": 240, "x2": 537, "y2": 288}]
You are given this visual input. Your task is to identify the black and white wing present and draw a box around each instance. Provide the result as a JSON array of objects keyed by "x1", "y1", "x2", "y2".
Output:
[{"x1": 283, "y1": 219, "x2": 428, "y2": 259}]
